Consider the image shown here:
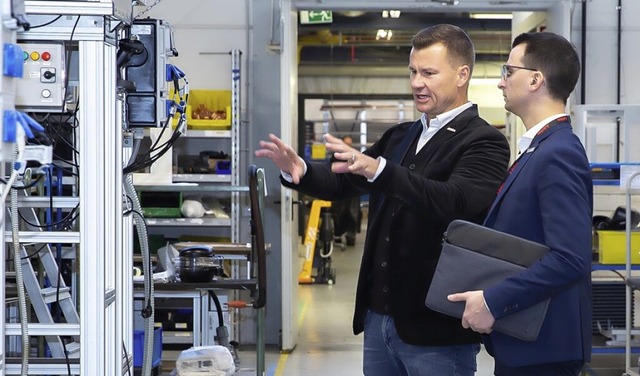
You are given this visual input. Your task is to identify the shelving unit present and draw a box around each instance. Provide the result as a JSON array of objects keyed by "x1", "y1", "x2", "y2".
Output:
[
  {"x1": 136, "y1": 50, "x2": 244, "y2": 243},
  {"x1": 133, "y1": 50, "x2": 256, "y2": 369},
  {"x1": 623, "y1": 170, "x2": 640, "y2": 376},
  {"x1": 172, "y1": 130, "x2": 233, "y2": 183},
  {"x1": 301, "y1": 97, "x2": 415, "y2": 159}
]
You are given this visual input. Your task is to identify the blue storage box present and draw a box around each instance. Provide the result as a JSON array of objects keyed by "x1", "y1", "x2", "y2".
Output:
[{"x1": 133, "y1": 327, "x2": 163, "y2": 368}]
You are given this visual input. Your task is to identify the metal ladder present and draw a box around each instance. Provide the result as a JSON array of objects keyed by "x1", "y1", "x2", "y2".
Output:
[{"x1": 5, "y1": 198, "x2": 80, "y2": 361}]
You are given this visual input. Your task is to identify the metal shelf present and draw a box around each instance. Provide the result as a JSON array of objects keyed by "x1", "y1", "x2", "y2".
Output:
[
  {"x1": 162, "y1": 331, "x2": 194, "y2": 344},
  {"x1": 623, "y1": 171, "x2": 640, "y2": 372},
  {"x1": 182, "y1": 129, "x2": 231, "y2": 138},
  {"x1": 144, "y1": 217, "x2": 231, "y2": 227},
  {"x1": 173, "y1": 174, "x2": 232, "y2": 183},
  {"x1": 136, "y1": 183, "x2": 249, "y2": 193}
]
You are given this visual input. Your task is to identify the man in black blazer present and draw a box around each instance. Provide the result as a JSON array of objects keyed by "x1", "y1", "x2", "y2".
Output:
[{"x1": 256, "y1": 24, "x2": 510, "y2": 375}]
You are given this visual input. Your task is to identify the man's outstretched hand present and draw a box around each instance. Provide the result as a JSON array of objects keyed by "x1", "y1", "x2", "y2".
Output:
[{"x1": 255, "y1": 133, "x2": 305, "y2": 184}]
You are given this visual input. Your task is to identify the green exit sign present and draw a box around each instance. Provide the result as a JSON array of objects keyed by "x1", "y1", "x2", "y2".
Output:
[{"x1": 300, "y1": 10, "x2": 333, "y2": 25}]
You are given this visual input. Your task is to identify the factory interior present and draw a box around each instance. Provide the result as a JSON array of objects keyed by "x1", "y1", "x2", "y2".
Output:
[{"x1": 2, "y1": 0, "x2": 640, "y2": 375}]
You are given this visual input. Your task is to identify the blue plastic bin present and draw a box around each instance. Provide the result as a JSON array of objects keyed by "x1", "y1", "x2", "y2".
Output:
[{"x1": 133, "y1": 327, "x2": 163, "y2": 368}]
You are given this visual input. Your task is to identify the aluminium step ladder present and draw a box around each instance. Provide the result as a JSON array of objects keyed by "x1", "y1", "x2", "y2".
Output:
[{"x1": 5, "y1": 196, "x2": 81, "y2": 362}]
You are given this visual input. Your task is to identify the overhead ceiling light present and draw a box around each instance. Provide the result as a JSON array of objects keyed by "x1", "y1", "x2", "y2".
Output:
[
  {"x1": 430, "y1": 0, "x2": 459, "y2": 5},
  {"x1": 336, "y1": 11, "x2": 366, "y2": 17},
  {"x1": 382, "y1": 10, "x2": 401, "y2": 18},
  {"x1": 470, "y1": 13, "x2": 513, "y2": 19},
  {"x1": 376, "y1": 29, "x2": 393, "y2": 41}
]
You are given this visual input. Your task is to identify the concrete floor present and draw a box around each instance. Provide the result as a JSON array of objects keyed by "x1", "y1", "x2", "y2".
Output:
[
  {"x1": 160, "y1": 219, "x2": 633, "y2": 376},
  {"x1": 233, "y1": 226, "x2": 496, "y2": 376}
]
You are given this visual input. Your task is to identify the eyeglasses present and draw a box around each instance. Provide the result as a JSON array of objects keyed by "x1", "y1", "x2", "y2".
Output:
[{"x1": 501, "y1": 64, "x2": 538, "y2": 80}]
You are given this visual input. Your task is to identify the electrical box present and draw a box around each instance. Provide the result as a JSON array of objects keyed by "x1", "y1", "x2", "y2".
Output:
[
  {"x1": 126, "y1": 19, "x2": 177, "y2": 127},
  {"x1": 15, "y1": 42, "x2": 66, "y2": 112}
]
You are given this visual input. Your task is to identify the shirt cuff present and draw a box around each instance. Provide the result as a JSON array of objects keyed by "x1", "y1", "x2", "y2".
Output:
[
  {"x1": 281, "y1": 157, "x2": 307, "y2": 183},
  {"x1": 368, "y1": 157, "x2": 386, "y2": 182},
  {"x1": 482, "y1": 293, "x2": 493, "y2": 316}
]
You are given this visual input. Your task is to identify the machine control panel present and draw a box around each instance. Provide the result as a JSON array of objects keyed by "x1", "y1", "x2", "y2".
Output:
[{"x1": 15, "y1": 42, "x2": 66, "y2": 112}]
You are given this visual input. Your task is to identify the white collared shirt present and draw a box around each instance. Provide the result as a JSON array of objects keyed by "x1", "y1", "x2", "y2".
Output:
[
  {"x1": 371, "y1": 101, "x2": 473, "y2": 181},
  {"x1": 416, "y1": 101, "x2": 473, "y2": 154},
  {"x1": 516, "y1": 114, "x2": 568, "y2": 156}
]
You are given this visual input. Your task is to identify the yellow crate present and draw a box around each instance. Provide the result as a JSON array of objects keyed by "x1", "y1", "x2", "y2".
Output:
[
  {"x1": 311, "y1": 143, "x2": 327, "y2": 160},
  {"x1": 185, "y1": 90, "x2": 231, "y2": 130},
  {"x1": 597, "y1": 230, "x2": 640, "y2": 264}
]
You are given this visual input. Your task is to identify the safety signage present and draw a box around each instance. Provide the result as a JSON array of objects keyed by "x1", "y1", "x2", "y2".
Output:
[{"x1": 300, "y1": 10, "x2": 333, "y2": 24}]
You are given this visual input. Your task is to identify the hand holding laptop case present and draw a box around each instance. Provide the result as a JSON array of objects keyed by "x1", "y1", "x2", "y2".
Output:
[{"x1": 425, "y1": 219, "x2": 550, "y2": 341}]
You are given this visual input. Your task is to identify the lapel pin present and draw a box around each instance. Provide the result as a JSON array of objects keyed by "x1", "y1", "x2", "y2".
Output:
[{"x1": 446, "y1": 127, "x2": 456, "y2": 132}]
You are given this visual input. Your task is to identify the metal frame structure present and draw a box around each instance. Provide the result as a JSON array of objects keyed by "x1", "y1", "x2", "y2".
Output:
[
  {"x1": 230, "y1": 49, "x2": 242, "y2": 245},
  {"x1": 2, "y1": 1, "x2": 128, "y2": 374}
]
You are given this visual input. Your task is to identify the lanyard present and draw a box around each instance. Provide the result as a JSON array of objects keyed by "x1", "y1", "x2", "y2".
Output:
[
  {"x1": 535, "y1": 115, "x2": 570, "y2": 137},
  {"x1": 496, "y1": 116, "x2": 571, "y2": 195}
]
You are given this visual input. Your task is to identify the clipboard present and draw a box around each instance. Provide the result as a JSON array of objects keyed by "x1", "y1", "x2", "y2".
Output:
[{"x1": 425, "y1": 219, "x2": 550, "y2": 341}]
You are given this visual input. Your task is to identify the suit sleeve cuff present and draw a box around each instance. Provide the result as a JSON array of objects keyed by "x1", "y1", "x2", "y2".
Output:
[
  {"x1": 483, "y1": 293, "x2": 493, "y2": 316},
  {"x1": 367, "y1": 157, "x2": 386, "y2": 182},
  {"x1": 281, "y1": 157, "x2": 307, "y2": 183}
]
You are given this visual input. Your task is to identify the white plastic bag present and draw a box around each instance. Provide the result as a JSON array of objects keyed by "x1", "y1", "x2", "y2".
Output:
[{"x1": 176, "y1": 345, "x2": 235, "y2": 376}]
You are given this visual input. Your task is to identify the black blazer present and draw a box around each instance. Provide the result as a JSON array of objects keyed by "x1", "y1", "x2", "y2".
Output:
[{"x1": 283, "y1": 105, "x2": 511, "y2": 346}]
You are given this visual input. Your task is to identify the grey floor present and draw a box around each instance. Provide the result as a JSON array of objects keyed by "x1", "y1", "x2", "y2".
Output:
[{"x1": 235, "y1": 223, "x2": 496, "y2": 376}]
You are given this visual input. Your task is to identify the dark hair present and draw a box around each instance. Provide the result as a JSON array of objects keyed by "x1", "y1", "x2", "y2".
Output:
[
  {"x1": 411, "y1": 24, "x2": 475, "y2": 74},
  {"x1": 512, "y1": 32, "x2": 580, "y2": 104}
]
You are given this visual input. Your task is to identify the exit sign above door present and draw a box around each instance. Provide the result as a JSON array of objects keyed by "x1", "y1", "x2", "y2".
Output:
[{"x1": 300, "y1": 10, "x2": 333, "y2": 25}]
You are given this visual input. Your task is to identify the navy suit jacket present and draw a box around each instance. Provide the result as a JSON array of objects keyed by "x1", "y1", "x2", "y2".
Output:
[{"x1": 482, "y1": 120, "x2": 593, "y2": 367}]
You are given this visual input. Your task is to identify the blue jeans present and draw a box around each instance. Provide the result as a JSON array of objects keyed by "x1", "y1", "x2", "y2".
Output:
[{"x1": 363, "y1": 310, "x2": 480, "y2": 376}]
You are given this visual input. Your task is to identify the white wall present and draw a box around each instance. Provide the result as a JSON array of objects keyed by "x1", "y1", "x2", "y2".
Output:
[
  {"x1": 142, "y1": 0, "x2": 249, "y2": 90},
  {"x1": 574, "y1": 0, "x2": 640, "y2": 105}
]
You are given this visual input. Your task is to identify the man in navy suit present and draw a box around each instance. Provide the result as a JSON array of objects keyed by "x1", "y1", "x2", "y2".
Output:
[
  {"x1": 256, "y1": 24, "x2": 510, "y2": 376},
  {"x1": 448, "y1": 32, "x2": 593, "y2": 375}
]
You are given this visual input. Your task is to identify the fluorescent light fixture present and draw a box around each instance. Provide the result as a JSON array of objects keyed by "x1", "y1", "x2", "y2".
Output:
[
  {"x1": 430, "y1": 0, "x2": 459, "y2": 5},
  {"x1": 469, "y1": 13, "x2": 513, "y2": 20},
  {"x1": 376, "y1": 29, "x2": 393, "y2": 41},
  {"x1": 382, "y1": 10, "x2": 401, "y2": 18}
]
